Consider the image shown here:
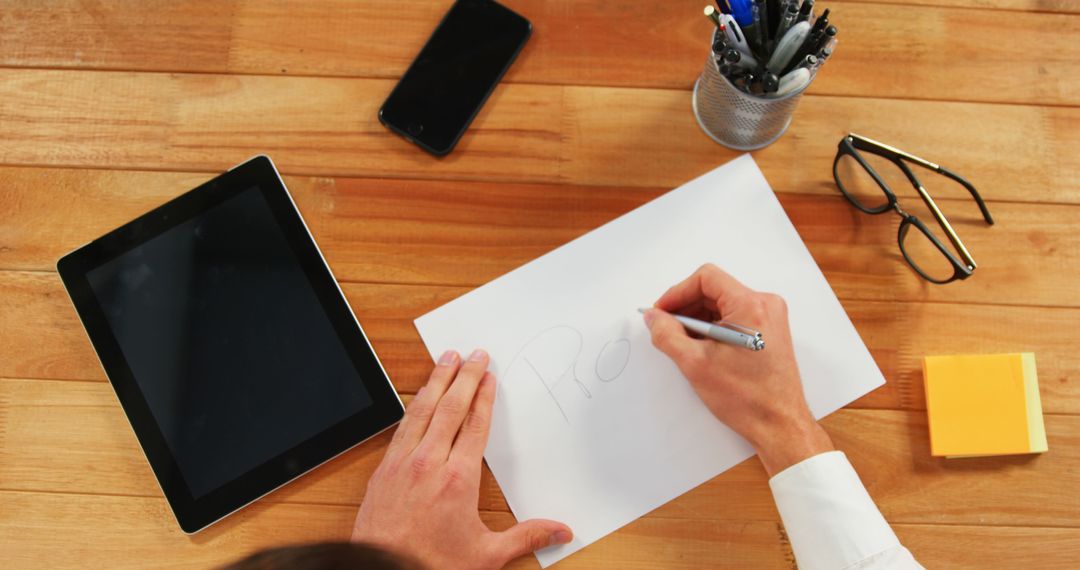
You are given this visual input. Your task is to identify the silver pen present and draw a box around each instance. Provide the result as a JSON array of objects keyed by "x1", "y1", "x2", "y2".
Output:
[{"x1": 639, "y1": 308, "x2": 765, "y2": 351}]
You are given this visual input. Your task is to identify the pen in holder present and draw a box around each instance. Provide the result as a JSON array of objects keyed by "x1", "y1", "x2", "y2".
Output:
[{"x1": 693, "y1": 2, "x2": 836, "y2": 151}]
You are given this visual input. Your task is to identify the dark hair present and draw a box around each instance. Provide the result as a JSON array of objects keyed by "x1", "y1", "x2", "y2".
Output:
[{"x1": 218, "y1": 542, "x2": 426, "y2": 570}]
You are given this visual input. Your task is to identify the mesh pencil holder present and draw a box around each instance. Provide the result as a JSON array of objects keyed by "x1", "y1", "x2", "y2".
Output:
[{"x1": 692, "y1": 46, "x2": 811, "y2": 151}]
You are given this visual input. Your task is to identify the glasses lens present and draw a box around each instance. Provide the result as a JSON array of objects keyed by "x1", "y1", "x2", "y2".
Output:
[
  {"x1": 895, "y1": 166, "x2": 982, "y2": 277},
  {"x1": 901, "y1": 219, "x2": 957, "y2": 283},
  {"x1": 834, "y1": 152, "x2": 903, "y2": 211}
]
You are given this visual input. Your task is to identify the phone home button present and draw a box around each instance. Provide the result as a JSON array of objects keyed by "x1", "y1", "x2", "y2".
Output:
[{"x1": 407, "y1": 121, "x2": 424, "y2": 136}]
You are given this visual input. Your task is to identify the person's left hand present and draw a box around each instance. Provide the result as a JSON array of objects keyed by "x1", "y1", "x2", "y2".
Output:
[{"x1": 351, "y1": 349, "x2": 573, "y2": 569}]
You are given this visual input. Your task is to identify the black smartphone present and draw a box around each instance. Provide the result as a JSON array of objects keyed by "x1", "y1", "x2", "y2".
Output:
[{"x1": 378, "y1": 0, "x2": 531, "y2": 156}]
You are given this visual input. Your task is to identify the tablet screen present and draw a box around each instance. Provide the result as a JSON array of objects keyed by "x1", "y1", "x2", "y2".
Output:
[{"x1": 87, "y1": 186, "x2": 372, "y2": 499}]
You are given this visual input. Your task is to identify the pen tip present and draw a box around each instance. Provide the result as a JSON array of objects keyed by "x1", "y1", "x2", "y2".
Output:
[{"x1": 637, "y1": 307, "x2": 650, "y2": 314}]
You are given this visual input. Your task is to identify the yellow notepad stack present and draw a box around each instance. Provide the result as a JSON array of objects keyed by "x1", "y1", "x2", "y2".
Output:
[{"x1": 923, "y1": 353, "x2": 1047, "y2": 458}]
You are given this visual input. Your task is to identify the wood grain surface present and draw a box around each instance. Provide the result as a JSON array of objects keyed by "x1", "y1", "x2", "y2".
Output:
[
  {"x1": 0, "y1": 1, "x2": 1076, "y2": 568},
  {"x1": 1, "y1": 2, "x2": 1077, "y2": 103},
  {"x1": 1, "y1": 70, "x2": 1077, "y2": 200}
]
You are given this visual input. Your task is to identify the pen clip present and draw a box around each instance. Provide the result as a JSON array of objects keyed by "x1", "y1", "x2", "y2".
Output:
[{"x1": 716, "y1": 321, "x2": 762, "y2": 338}]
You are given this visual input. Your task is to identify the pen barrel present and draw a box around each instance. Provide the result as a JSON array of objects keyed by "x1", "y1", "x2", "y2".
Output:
[
  {"x1": 776, "y1": 6, "x2": 798, "y2": 41},
  {"x1": 693, "y1": 32, "x2": 811, "y2": 151},
  {"x1": 705, "y1": 324, "x2": 760, "y2": 350},
  {"x1": 670, "y1": 313, "x2": 764, "y2": 351}
]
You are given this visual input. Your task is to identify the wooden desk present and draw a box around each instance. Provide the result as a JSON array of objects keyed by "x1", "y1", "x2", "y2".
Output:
[{"x1": 1, "y1": 1, "x2": 1078, "y2": 567}]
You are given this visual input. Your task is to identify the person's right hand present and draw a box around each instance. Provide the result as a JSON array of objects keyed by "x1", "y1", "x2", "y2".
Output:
[{"x1": 642, "y1": 264, "x2": 834, "y2": 476}]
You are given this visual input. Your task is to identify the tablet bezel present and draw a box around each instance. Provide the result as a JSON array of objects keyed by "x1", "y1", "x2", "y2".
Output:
[{"x1": 57, "y1": 155, "x2": 404, "y2": 533}]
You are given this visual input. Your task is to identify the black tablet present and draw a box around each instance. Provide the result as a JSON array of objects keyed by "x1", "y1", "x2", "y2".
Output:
[{"x1": 58, "y1": 156, "x2": 403, "y2": 533}]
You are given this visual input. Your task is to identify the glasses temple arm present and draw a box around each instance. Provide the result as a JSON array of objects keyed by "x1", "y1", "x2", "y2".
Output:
[{"x1": 937, "y1": 166, "x2": 995, "y2": 225}]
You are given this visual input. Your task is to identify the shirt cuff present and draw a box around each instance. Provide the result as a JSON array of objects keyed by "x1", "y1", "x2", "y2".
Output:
[{"x1": 769, "y1": 451, "x2": 901, "y2": 570}]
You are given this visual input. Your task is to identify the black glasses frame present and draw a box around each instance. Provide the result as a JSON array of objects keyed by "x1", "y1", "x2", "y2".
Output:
[{"x1": 832, "y1": 133, "x2": 995, "y2": 284}]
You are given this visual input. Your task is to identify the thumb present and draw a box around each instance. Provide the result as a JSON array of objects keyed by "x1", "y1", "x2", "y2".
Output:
[
  {"x1": 492, "y1": 519, "x2": 572, "y2": 564},
  {"x1": 643, "y1": 308, "x2": 705, "y2": 366}
]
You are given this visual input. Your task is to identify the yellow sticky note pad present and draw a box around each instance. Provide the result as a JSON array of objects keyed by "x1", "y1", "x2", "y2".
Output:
[{"x1": 923, "y1": 353, "x2": 1047, "y2": 458}]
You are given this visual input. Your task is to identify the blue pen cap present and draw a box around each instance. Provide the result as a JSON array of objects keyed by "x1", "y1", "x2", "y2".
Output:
[{"x1": 729, "y1": 0, "x2": 754, "y2": 26}]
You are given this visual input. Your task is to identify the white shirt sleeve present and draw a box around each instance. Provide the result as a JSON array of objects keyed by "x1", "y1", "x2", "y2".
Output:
[{"x1": 768, "y1": 451, "x2": 923, "y2": 570}]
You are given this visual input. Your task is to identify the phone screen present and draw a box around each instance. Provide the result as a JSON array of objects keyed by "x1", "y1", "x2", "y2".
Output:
[{"x1": 379, "y1": 0, "x2": 531, "y2": 156}]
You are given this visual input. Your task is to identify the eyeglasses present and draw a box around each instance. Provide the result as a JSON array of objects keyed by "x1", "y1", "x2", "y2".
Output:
[{"x1": 832, "y1": 133, "x2": 995, "y2": 284}]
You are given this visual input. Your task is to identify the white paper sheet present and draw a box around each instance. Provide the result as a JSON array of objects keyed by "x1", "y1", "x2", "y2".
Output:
[{"x1": 414, "y1": 155, "x2": 885, "y2": 567}]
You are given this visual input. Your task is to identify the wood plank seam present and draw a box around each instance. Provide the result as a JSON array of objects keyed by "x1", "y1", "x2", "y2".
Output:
[
  {"x1": 829, "y1": 0, "x2": 1080, "y2": 15},
  {"x1": 5, "y1": 266, "x2": 1077, "y2": 311},
  {"x1": 4, "y1": 375, "x2": 1078, "y2": 417}
]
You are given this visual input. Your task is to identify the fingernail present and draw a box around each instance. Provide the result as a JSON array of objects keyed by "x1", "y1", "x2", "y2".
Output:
[
  {"x1": 468, "y1": 348, "x2": 487, "y2": 362},
  {"x1": 552, "y1": 530, "x2": 572, "y2": 545},
  {"x1": 642, "y1": 309, "x2": 656, "y2": 328},
  {"x1": 438, "y1": 350, "x2": 458, "y2": 365},
  {"x1": 416, "y1": 386, "x2": 425, "y2": 397}
]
